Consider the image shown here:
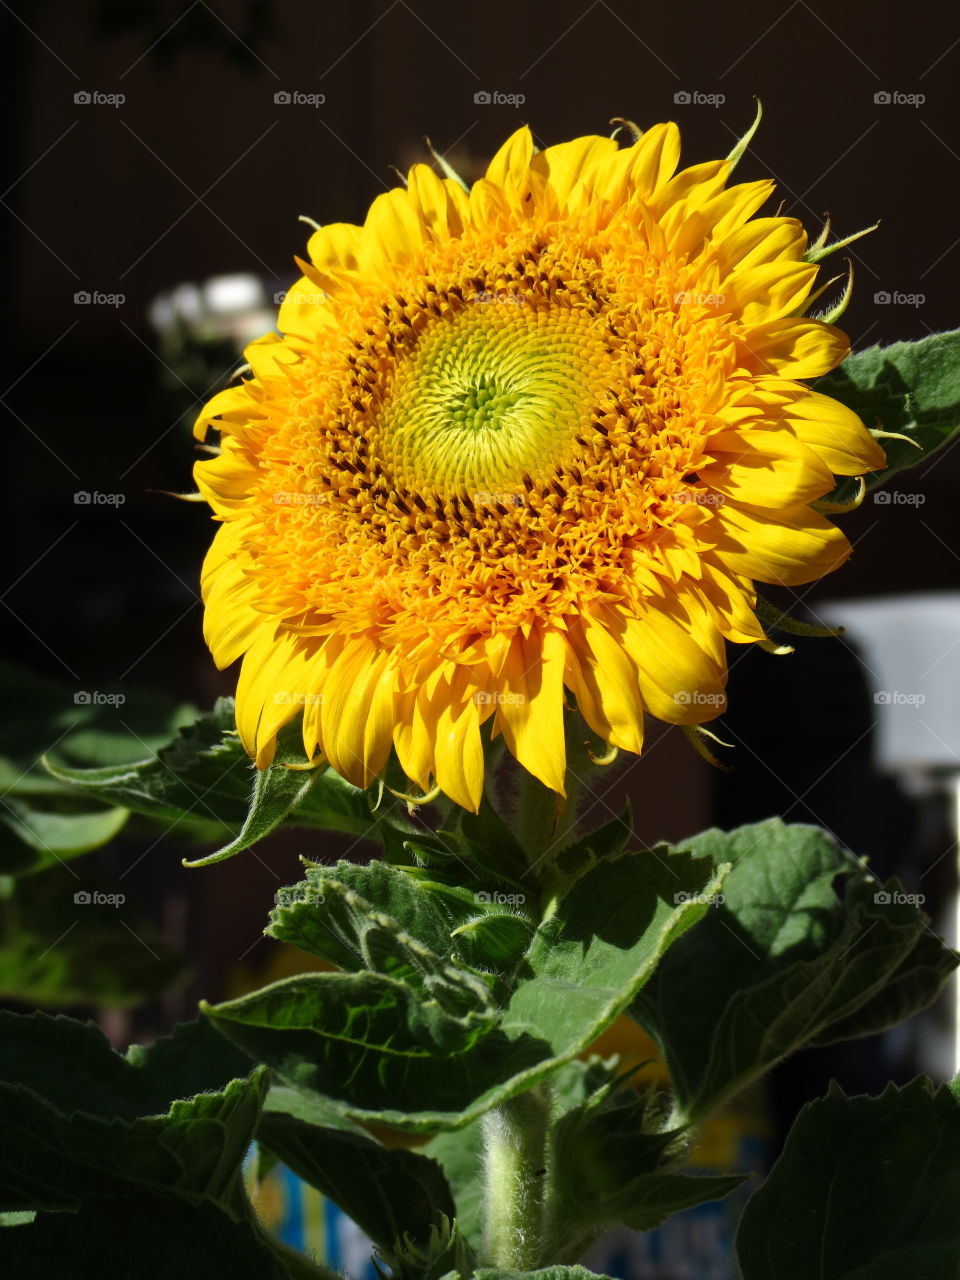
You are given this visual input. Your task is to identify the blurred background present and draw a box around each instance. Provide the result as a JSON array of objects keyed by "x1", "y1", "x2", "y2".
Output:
[{"x1": 2, "y1": 1, "x2": 959, "y2": 1275}]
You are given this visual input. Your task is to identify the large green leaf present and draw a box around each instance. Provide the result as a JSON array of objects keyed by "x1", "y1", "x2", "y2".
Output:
[
  {"x1": 632, "y1": 819, "x2": 956, "y2": 1121},
  {"x1": 259, "y1": 1087, "x2": 464, "y2": 1266},
  {"x1": 0, "y1": 661, "x2": 199, "y2": 874},
  {"x1": 817, "y1": 328, "x2": 960, "y2": 495},
  {"x1": 474, "y1": 1268, "x2": 614, "y2": 1280},
  {"x1": 0, "y1": 1012, "x2": 266, "y2": 1218},
  {"x1": 45, "y1": 700, "x2": 415, "y2": 862},
  {"x1": 0, "y1": 870, "x2": 183, "y2": 1007},
  {"x1": 0, "y1": 1194, "x2": 299, "y2": 1280},
  {"x1": 0, "y1": 798, "x2": 129, "y2": 876},
  {"x1": 551, "y1": 1074, "x2": 744, "y2": 1251},
  {"x1": 736, "y1": 1079, "x2": 960, "y2": 1279},
  {"x1": 205, "y1": 847, "x2": 727, "y2": 1132},
  {"x1": 268, "y1": 859, "x2": 534, "y2": 988}
]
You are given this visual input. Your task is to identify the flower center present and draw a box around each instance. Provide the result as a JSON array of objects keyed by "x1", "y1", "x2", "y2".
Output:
[{"x1": 378, "y1": 301, "x2": 615, "y2": 497}]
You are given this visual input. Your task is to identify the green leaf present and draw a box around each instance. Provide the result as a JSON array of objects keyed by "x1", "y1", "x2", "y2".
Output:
[
  {"x1": 0, "y1": 798, "x2": 129, "y2": 876},
  {"x1": 737, "y1": 1079, "x2": 960, "y2": 1280},
  {"x1": 259, "y1": 1087, "x2": 462, "y2": 1265},
  {"x1": 0, "y1": 1011, "x2": 262, "y2": 1218},
  {"x1": 423, "y1": 1118, "x2": 486, "y2": 1250},
  {"x1": 45, "y1": 700, "x2": 391, "y2": 863},
  {"x1": 0, "y1": 870, "x2": 183, "y2": 1007},
  {"x1": 551, "y1": 1075, "x2": 744, "y2": 1249},
  {"x1": 205, "y1": 847, "x2": 726, "y2": 1132},
  {"x1": 0, "y1": 1194, "x2": 296, "y2": 1280},
  {"x1": 44, "y1": 698, "x2": 249, "y2": 830},
  {"x1": 816, "y1": 329, "x2": 960, "y2": 495},
  {"x1": 632, "y1": 819, "x2": 956, "y2": 1121},
  {"x1": 473, "y1": 1268, "x2": 614, "y2": 1280},
  {"x1": 553, "y1": 803, "x2": 633, "y2": 869},
  {"x1": 268, "y1": 858, "x2": 532, "y2": 985},
  {"x1": 0, "y1": 660, "x2": 197, "y2": 784}
]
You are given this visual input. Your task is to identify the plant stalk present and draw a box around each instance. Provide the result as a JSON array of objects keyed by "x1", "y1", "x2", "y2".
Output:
[{"x1": 482, "y1": 1084, "x2": 553, "y2": 1270}]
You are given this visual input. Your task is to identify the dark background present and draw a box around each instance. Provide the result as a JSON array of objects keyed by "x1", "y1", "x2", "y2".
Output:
[{"x1": 2, "y1": 0, "x2": 958, "y2": 1154}]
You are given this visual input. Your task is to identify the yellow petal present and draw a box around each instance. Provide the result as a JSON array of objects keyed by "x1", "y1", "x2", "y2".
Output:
[
  {"x1": 484, "y1": 125, "x2": 535, "y2": 190},
  {"x1": 235, "y1": 627, "x2": 305, "y2": 767},
  {"x1": 725, "y1": 260, "x2": 819, "y2": 325},
  {"x1": 494, "y1": 629, "x2": 567, "y2": 795},
  {"x1": 700, "y1": 425, "x2": 835, "y2": 507},
  {"x1": 320, "y1": 638, "x2": 395, "y2": 787},
  {"x1": 201, "y1": 537, "x2": 265, "y2": 671},
  {"x1": 784, "y1": 390, "x2": 886, "y2": 475},
  {"x1": 193, "y1": 383, "x2": 255, "y2": 441},
  {"x1": 433, "y1": 667, "x2": 484, "y2": 813},
  {"x1": 620, "y1": 597, "x2": 727, "y2": 724},
  {"x1": 738, "y1": 318, "x2": 848, "y2": 379},
  {"x1": 714, "y1": 500, "x2": 852, "y2": 586},
  {"x1": 567, "y1": 613, "x2": 645, "y2": 754},
  {"x1": 530, "y1": 135, "x2": 618, "y2": 213},
  {"x1": 393, "y1": 687, "x2": 435, "y2": 794},
  {"x1": 306, "y1": 221, "x2": 362, "y2": 273},
  {"x1": 193, "y1": 438, "x2": 258, "y2": 513}
]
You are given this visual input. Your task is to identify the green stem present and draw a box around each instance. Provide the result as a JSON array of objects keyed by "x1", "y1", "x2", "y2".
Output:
[{"x1": 482, "y1": 1084, "x2": 553, "y2": 1270}]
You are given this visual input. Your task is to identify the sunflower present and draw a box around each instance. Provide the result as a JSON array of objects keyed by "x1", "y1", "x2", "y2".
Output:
[{"x1": 193, "y1": 118, "x2": 884, "y2": 812}]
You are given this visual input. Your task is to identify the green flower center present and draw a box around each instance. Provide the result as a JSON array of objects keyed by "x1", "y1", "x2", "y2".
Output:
[{"x1": 379, "y1": 302, "x2": 614, "y2": 496}]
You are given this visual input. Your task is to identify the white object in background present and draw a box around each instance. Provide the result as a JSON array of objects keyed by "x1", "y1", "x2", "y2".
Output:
[
  {"x1": 817, "y1": 592, "x2": 960, "y2": 773},
  {"x1": 147, "y1": 274, "x2": 276, "y2": 350},
  {"x1": 818, "y1": 591, "x2": 960, "y2": 1075}
]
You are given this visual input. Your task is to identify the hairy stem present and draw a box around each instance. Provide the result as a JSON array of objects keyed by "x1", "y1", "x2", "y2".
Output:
[{"x1": 482, "y1": 1084, "x2": 553, "y2": 1270}]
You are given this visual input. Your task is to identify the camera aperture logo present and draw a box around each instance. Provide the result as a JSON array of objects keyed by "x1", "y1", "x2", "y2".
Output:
[{"x1": 475, "y1": 890, "x2": 526, "y2": 906}]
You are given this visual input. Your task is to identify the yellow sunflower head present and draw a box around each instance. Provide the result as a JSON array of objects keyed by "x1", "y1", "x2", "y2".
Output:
[{"x1": 193, "y1": 117, "x2": 884, "y2": 812}]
